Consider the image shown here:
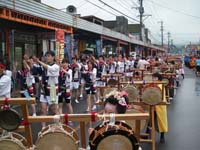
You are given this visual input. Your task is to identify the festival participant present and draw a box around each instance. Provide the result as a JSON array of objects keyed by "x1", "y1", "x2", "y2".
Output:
[
  {"x1": 22, "y1": 58, "x2": 37, "y2": 116},
  {"x1": 88, "y1": 90, "x2": 129, "y2": 135},
  {"x1": 0, "y1": 62, "x2": 11, "y2": 98},
  {"x1": 70, "y1": 57, "x2": 81, "y2": 103},
  {"x1": 152, "y1": 73, "x2": 168, "y2": 143},
  {"x1": 79, "y1": 58, "x2": 88, "y2": 101},
  {"x1": 36, "y1": 51, "x2": 60, "y2": 128},
  {"x1": 137, "y1": 56, "x2": 149, "y2": 70},
  {"x1": 195, "y1": 56, "x2": 200, "y2": 76},
  {"x1": 83, "y1": 61, "x2": 97, "y2": 112},
  {"x1": 96, "y1": 55, "x2": 107, "y2": 103},
  {"x1": 125, "y1": 56, "x2": 134, "y2": 81},
  {"x1": 179, "y1": 62, "x2": 185, "y2": 79},
  {"x1": 30, "y1": 56, "x2": 43, "y2": 100},
  {"x1": 58, "y1": 59, "x2": 73, "y2": 115},
  {"x1": 116, "y1": 54, "x2": 125, "y2": 73},
  {"x1": 107, "y1": 55, "x2": 116, "y2": 74}
]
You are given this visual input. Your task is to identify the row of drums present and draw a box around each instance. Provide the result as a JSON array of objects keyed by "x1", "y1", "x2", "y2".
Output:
[
  {"x1": 0, "y1": 111, "x2": 146, "y2": 150},
  {"x1": 0, "y1": 83, "x2": 162, "y2": 150}
]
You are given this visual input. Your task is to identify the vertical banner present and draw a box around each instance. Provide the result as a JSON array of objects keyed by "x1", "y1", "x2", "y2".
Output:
[
  {"x1": 55, "y1": 29, "x2": 65, "y2": 63},
  {"x1": 65, "y1": 34, "x2": 72, "y2": 63},
  {"x1": 96, "y1": 40, "x2": 101, "y2": 56}
]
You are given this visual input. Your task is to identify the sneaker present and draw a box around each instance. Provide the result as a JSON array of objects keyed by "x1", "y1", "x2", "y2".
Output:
[
  {"x1": 92, "y1": 105, "x2": 97, "y2": 110},
  {"x1": 79, "y1": 94, "x2": 83, "y2": 98},
  {"x1": 75, "y1": 99, "x2": 79, "y2": 103},
  {"x1": 139, "y1": 146, "x2": 142, "y2": 150},
  {"x1": 86, "y1": 107, "x2": 90, "y2": 112},
  {"x1": 96, "y1": 99, "x2": 101, "y2": 104},
  {"x1": 166, "y1": 101, "x2": 171, "y2": 105}
]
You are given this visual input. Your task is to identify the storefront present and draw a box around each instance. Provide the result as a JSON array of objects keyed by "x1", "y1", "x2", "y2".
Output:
[{"x1": 0, "y1": 29, "x2": 6, "y2": 61}]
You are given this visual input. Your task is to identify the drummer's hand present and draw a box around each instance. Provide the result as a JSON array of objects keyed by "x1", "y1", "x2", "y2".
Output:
[{"x1": 88, "y1": 127, "x2": 94, "y2": 135}]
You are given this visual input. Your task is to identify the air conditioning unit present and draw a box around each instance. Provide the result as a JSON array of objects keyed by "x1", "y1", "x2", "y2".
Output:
[{"x1": 66, "y1": 5, "x2": 77, "y2": 14}]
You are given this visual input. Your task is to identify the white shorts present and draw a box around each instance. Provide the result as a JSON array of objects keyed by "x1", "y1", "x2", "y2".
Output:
[
  {"x1": 125, "y1": 72, "x2": 133, "y2": 77},
  {"x1": 96, "y1": 80, "x2": 106, "y2": 87},
  {"x1": 81, "y1": 79, "x2": 86, "y2": 84},
  {"x1": 71, "y1": 82, "x2": 79, "y2": 89},
  {"x1": 40, "y1": 95, "x2": 58, "y2": 105}
]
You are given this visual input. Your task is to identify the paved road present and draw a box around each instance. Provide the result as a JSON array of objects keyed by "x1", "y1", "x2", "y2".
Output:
[{"x1": 11, "y1": 67, "x2": 200, "y2": 149}]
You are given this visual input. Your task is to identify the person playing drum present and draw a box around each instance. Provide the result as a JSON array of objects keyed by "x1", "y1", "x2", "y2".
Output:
[
  {"x1": 87, "y1": 90, "x2": 142, "y2": 150},
  {"x1": 152, "y1": 72, "x2": 168, "y2": 143},
  {"x1": 88, "y1": 90, "x2": 129, "y2": 135}
]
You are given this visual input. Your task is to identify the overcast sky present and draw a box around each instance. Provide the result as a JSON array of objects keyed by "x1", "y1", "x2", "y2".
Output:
[{"x1": 42, "y1": 0, "x2": 200, "y2": 46}]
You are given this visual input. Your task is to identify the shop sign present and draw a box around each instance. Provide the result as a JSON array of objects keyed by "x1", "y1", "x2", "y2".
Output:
[{"x1": 56, "y1": 29, "x2": 64, "y2": 62}]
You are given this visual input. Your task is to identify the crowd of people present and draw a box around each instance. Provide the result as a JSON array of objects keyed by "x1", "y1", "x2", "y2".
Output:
[{"x1": 184, "y1": 55, "x2": 200, "y2": 76}]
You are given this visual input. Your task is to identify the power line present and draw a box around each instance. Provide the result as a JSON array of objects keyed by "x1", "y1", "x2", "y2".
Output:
[
  {"x1": 148, "y1": 31, "x2": 161, "y2": 43},
  {"x1": 118, "y1": 0, "x2": 133, "y2": 9},
  {"x1": 147, "y1": 0, "x2": 200, "y2": 20},
  {"x1": 84, "y1": 0, "x2": 118, "y2": 17},
  {"x1": 76, "y1": 0, "x2": 88, "y2": 8},
  {"x1": 128, "y1": 0, "x2": 139, "y2": 7},
  {"x1": 98, "y1": 0, "x2": 140, "y2": 23},
  {"x1": 115, "y1": 0, "x2": 133, "y2": 14},
  {"x1": 84, "y1": 0, "x2": 139, "y2": 24}
]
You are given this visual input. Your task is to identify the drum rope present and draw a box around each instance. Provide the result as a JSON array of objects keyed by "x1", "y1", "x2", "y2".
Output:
[
  {"x1": 2, "y1": 97, "x2": 9, "y2": 110},
  {"x1": 0, "y1": 132, "x2": 27, "y2": 148},
  {"x1": 91, "y1": 112, "x2": 96, "y2": 122},
  {"x1": 108, "y1": 113, "x2": 115, "y2": 127},
  {"x1": 64, "y1": 114, "x2": 69, "y2": 125}
]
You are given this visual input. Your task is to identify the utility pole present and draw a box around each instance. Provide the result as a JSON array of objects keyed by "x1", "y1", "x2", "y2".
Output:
[
  {"x1": 139, "y1": 0, "x2": 144, "y2": 41},
  {"x1": 158, "y1": 21, "x2": 164, "y2": 47},
  {"x1": 167, "y1": 32, "x2": 170, "y2": 53},
  {"x1": 170, "y1": 39, "x2": 173, "y2": 53}
]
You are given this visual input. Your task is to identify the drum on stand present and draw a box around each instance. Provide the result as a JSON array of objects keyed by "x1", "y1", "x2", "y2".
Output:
[
  {"x1": 162, "y1": 78, "x2": 170, "y2": 87},
  {"x1": 126, "y1": 109, "x2": 147, "y2": 131},
  {"x1": 0, "y1": 108, "x2": 21, "y2": 131},
  {"x1": 141, "y1": 84, "x2": 162, "y2": 105},
  {"x1": 89, "y1": 121, "x2": 139, "y2": 150},
  {"x1": 122, "y1": 85, "x2": 139, "y2": 102},
  {"x1": 0, "y1": 132, "x2": 27, "y2": 150},
  {"x1": 35, "y1": 124, "x2": 79, "y2": 150}
]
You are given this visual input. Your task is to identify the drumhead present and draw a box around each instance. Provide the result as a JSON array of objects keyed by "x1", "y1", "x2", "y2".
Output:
[
  {"x1": 163, "y1": 78, "x2": 169, "y2": 86},
  {"x1": 0, "y1": 109, "x2": 21, "y2": 131},
  {"x1": 123, "y1": 85, "x2": 139, "y2": 102},
  {"x1": 0, "y1": 132, "x2": 27, "y2": 150},
  {"x1": 35, "y1": 124, "x2": 79, "y2": 150},
  {"x1": 89, "y1": 121, "x2": 138, "y2": 150},
  {"x1": 126, "y1": 109, "x2": 147, "y2": 131},
  {"x1": 142, "y1": 85, "x2": 162, "y2": 105}
]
